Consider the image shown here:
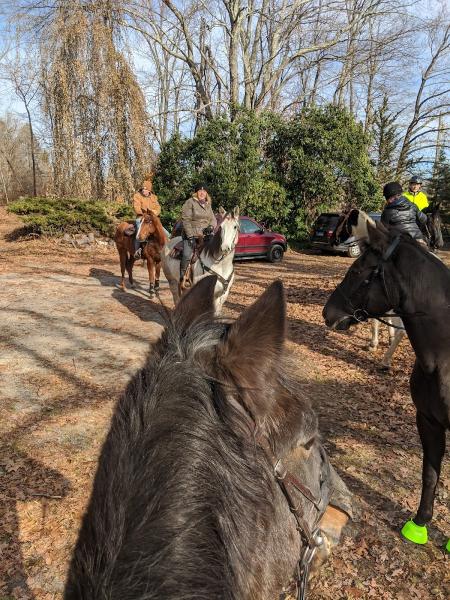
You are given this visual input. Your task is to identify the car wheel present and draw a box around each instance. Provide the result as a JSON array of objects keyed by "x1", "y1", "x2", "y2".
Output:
[
  {"x1": 347, "y1": 244, "x2": 361, "y2": 258},
  {"x1": 268, "y1": 244, "x2": 284, "y2": 263}
]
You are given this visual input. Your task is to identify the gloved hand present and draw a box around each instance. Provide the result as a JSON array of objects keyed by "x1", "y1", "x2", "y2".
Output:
[
  {"x1": 187, "y1": 236, "x2": 196, "y2": 248},
  {"x1": 203, "y1": 225, "x2": 214, "y2": 237}
]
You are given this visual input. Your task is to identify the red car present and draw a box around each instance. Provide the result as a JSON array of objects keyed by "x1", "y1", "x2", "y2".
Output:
[
  {"x1": 235, "y1": 216, "x2": 287, "y2": 262},
  {"x1": 171, "y1": 216, "x2": 287, "y2": 263}
]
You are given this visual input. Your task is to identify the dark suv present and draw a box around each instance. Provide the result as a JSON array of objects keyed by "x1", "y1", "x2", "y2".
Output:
[{"x1": 310, "y1": 212, "x2": 381, "y2": 258}]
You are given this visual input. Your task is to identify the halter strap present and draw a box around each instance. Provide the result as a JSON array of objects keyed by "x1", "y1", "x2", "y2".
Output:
[{"x1": 199, "y1": 259, "x2": 234, "y2": 290}]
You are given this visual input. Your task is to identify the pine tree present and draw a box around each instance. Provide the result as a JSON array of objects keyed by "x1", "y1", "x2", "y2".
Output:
[
  {"x1": 429, "y1": 148, "x2": 450, "y2": 209},
  {"x1": 372, "y1": 94, "x2": 401, "y2": 184}
]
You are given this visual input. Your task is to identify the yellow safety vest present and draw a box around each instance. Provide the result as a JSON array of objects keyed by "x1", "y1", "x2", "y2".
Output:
[{"x1": 403, "y1": 190, "x2": 429, "y2": 211}]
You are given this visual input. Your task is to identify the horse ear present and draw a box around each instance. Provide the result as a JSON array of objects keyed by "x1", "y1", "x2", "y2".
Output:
[
  {"x1": 233, "y1": 206, "x2": 240, "y2": 218},
  {"x1": 218, "y1": 206, "x2": 226, "y2": 217},
  {"x1": 218, "y1": 280, "x2": 286, "y2": 420},
  {"x1": 172, "y1": 275, "x2": 217, "y2": 327}
]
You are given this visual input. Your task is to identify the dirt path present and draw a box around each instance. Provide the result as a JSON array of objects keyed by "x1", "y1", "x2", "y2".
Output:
[{"x1": 0, "y1": 207, "x2": 448, "y2": 599}]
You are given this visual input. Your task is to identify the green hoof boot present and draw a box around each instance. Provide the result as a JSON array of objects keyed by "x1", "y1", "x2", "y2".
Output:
[
  {"x1": 445, "y1": 539, "x2": 450, "y2": 553},
  {"x1": 401, "y1": 520, "x2": 428, "y2": 545}
]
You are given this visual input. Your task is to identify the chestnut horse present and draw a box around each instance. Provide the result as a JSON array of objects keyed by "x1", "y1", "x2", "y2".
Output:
[{"x1": 114, "y1": 210, "x2": 167, "y2": 297}]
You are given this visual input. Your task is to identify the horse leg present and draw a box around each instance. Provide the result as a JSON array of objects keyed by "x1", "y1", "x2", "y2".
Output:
[
  {"x1": 154, "y1": 261, "x2": 161, "y2": 291},
  {"x1": 118, "y1": 249, "x2": 127, "y2": 290},
  {"x1": 368, "y1": 319, "x2": 379, "y2": 351},
  {"x1": 414, "y1": 412, "x2": 446, "y2": 527},
  {"x1": 380, "y1": 330, "x2": 405, "y2": 370},
  {"x1": 168, "y1": 279, "x2": 180, "y2": 305},
  {"x1": 401, "y1": 408, "x2": 446, "y2": 545},
  {"x1": 147, "y1": 257, "x2": 155, "y2": 297},
  {"x1": 126, "y1": 256, "x2": 135, "y2": 288}
]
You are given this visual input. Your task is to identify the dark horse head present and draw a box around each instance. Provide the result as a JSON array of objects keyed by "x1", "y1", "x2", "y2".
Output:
[
  {"x1": 322, "y1": 209, "x2": 446, "y2": 331},
  {"x1": 425, "y1": 203, "x2": 444, "y2": 251},
  {"x1": 65, "y1": 277, "x2": 352, "y2": 600}
]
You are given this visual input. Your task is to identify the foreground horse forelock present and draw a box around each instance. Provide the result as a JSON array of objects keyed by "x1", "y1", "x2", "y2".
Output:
[
  {"x1": 65, "y1": 277, "x2": 352, "y2": 600},
  {"x1": 323, "y1": 210, "x2": 450, "y2": 550}
]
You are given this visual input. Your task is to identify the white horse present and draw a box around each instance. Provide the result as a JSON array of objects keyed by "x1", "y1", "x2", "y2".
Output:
[
  {"x1": 162, "y1": 207, "x2": 240, "y2": 314},
  {"x1": 369, "y1": 314, "x2": 405, "y2": 370}
]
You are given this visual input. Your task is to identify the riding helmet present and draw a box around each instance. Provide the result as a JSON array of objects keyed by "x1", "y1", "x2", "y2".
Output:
[
  {"x1": 409, "y1": 175, "x2": 422, "y2": 184},
  {"x1": 383, "y1": 181, "x2": 403, "y2": 199}
]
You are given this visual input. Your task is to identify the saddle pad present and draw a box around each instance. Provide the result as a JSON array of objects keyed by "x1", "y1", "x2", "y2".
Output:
[{"x1": 169, "y1": 241, "x2": 183, "y2": 259}]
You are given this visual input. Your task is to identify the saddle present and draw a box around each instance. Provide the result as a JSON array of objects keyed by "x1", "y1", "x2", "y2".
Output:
[
  {"x1": 169, "y1": 236, "x2": 210, "y2": 260},
  {"x1": 169, "y1": 240, "x2": 184, "y2": 259},
  {"x1": 124, "y1": 224, "x2": 136, "y2": 236}
]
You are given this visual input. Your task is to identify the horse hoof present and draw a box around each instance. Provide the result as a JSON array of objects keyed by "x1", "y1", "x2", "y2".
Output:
[
  {"x1": 154, "y1": 281, "x2": 160, "y2": 291},
  {"x1": 401, "y1": 520, "x2": 428, "y2": 545}
]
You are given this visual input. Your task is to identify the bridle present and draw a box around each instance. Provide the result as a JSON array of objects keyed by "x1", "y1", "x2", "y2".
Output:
[
  {"x1": 334, "y1": 235, "x2": 424, "y2": 330},
  {"x1": 199, "y1": 215, "x2": 240, "y2": 292},
  {"x1": 226, "y1": 392, "x2": 332, "y2": 600},
  {"x1": 270, "y1": 443, "x2": 331, "y2": 600},
  {"x1": 334, "y1": 235, "x2": 401, "y2": 328}
]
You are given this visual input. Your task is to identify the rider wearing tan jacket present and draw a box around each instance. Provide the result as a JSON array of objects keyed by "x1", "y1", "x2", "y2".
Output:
[
  {"x1": 133, "y1": 179, "x2": 161, "y2": 217},
  {"x1": 133, "y1": 179, "x2": 161, "y2": 258}
]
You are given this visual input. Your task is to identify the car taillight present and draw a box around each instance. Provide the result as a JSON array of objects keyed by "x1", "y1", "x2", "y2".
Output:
[{"x1": 326, "y1": 230, "x2": 334, "y2": 237}]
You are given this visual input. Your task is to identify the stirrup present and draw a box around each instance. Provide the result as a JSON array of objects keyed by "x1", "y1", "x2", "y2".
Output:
[{"x1": 134, "y1": 248, "x2": 142, "y2": 259}]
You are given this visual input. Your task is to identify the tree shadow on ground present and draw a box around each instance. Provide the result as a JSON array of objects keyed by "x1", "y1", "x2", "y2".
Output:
[
  {"x1": 0, "y1": 450, "x2": 70, "y2": 599},
  {"x1": 89, "y1": 267, "x2": 171, "y2": 326}
]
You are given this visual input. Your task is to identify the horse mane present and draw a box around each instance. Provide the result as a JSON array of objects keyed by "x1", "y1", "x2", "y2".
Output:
[
  {"x1": 384, "y1": 230, "x2": 450, "y2": 308},
  {"x1": 204, "y1": 225, "x2": 223, "y2": 259},
  {"x1": 143, "y1": 210, "x2": 166, "y2": 247},
  {"x1": 65, "y1": 298, "x2": 315, "y2": 600},
  {"x1": 152, "y1": 212, "x2": 167, "y2": 247}
]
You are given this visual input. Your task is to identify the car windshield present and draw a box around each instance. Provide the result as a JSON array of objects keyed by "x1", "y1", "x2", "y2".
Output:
[{"x1": 240, "y1": 218, "x2": 261, "y2": 234}]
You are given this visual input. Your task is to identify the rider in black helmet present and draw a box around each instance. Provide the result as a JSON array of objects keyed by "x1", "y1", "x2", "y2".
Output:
[
  {"x1": 381, "y1": 181, "x2": 428, "y2": 244},
  {"x1": 403, "y1": 175, "x2": 429, "y2": 211}
]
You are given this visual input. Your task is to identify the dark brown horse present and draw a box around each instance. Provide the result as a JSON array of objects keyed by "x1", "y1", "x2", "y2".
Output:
[
  {"x1": 114, "y1": 210, "x2": 167, "y2": 297},
  {"x1": 65, "y1": 277, "x2": 352, "y2": 600},
  {"x1": 425, "y1": 202, "x2": 444, "y2": 252},
  {"x1": 323, "y1": 210, "x2": 449, "y2": 551}
]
